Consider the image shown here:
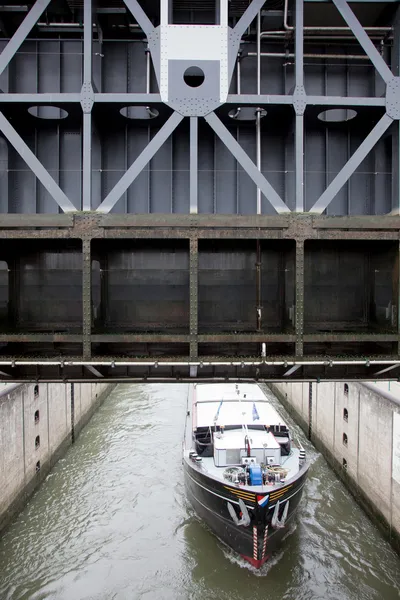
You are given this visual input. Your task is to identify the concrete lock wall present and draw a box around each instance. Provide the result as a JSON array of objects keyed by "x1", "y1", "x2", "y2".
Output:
[
  {"x1": 0, "y1": 382, "x2": 114, "y2": 534},
  {"x1": 269, "y1": 381, "x2": 400, "y2": 555}
]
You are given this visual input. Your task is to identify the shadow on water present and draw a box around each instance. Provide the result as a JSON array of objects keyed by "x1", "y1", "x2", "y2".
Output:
[{"x1": 0, "y1": 383, "x2": 399, "y2": 600}]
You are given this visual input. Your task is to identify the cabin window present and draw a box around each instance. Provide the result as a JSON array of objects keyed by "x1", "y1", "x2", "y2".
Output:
[
  {"x1": 34, "y1": 384, "x2": 39, "y2": 399},
  {"x1": 344, "y1": 383, "x2": 349, "y2": 396},
  {"x1": 34, "y1": 409, "x2": 39, "y2": 424},
  {"x1": 343, "y1": 408, "x2": 348, "y2": 422},
  {"x1": 36, "y1": 461, "x2": 40, "y2": 473},
  {"x1": 342, "y1": 458, "x2": 348, "y2": 470},
  {"x1": 35, "y1": 435, "x2": 40, "y2": 449},
  {"x1": 343, "y1": 433, "x2": 348, "y2": 446}
]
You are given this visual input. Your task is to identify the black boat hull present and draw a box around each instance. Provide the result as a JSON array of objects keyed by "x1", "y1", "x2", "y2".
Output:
[{"x1": 184, "y1": 458, "x2": 309, "y2": 568}]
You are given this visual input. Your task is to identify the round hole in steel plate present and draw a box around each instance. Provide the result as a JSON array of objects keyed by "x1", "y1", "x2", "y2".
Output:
[
  {"x1": 27, "y1": 106, "x2": 68, "y2": 120},
  {"x1": 119, "y1": 106, "x2": 159, "y2": 120},
  {"x1": 317, "y1": 108, "x2": 357, "y2": 123}
]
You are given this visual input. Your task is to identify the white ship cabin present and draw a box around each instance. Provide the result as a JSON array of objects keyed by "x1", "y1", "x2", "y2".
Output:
[{"x1": 191, "y1": 383, "x2": 303, "y2": 486}]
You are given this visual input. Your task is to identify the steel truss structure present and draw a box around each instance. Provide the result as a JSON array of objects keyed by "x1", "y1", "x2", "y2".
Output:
[{"x1": 0, "y1": 0, "x2": 400, "y2": 382}]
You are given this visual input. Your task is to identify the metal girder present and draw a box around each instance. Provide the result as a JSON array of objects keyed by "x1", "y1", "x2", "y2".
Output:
[
  {"x1": 0, "y1": 111, "x2": 76, "y2": 213},
  {"x1": 310, "y1": 113, "x2": 394, "y2": 214},
  {"x1": 85, "y1": 365, "x2": 104, "y2": 378},
  {"x1": 332, "y1": 0, "x2": 393, "y2": 84},
  {"x1": 97, "y1": 111, "x2": 184, "y2": 213},
  {"x1": 82, "y1": 113, "x2": 92, "y2": 211},
  {"x1": 295, "y1": 0, "x2": 305, "y2": 213},
  {"x1": 83, "y1": 0, "x2": 93, "y2": 84},
  {"x1": 122, "y1": 0, "x2": 154, "y2": 36},
  {"x1": 190, "y1": 117, "x2": 198, "y2": 215},
  {"x1": 234, "y1": 0, "x2": 266, "y2": 37},
  {"x1": 82, "y1": 0, "x2": 93, "y2": 211},
  {"x1": 94, "y1": 94, "x2": 162, "y2": 103},
  {"x1": 0, "y1": 94, "x2": 81, "y2": 103},
  {"x1": 0, "y1": 0, "x2": 52, "y2": 78},
  {"x1": 204, "y1": 112, "x2": 291, "y2": 214},
  {"x1": 226, "y1": 94, "x2": 294, "y2": 105},
  {"x1": 284, "y1": 365, "x2": 302, "y2": 377},
  {"x1": 306, "y1": 96, "x2": 386, "y2": 107},
  {"x1": 295, "y1": 115, "x2": 304, "y2": 212},
  {"x1": 373, "y1": 364, "x2": 400, "y2": 375}
]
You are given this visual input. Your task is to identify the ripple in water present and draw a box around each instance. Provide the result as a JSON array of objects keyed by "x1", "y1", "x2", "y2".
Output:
[{"x1": 0, "y1": 383, "x2": 399, "y2": 600}]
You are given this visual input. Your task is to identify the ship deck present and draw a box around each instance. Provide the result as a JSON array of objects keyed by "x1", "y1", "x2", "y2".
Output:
[{"x1": 198, "y1": 447, "x2": 301, "y2": 493}]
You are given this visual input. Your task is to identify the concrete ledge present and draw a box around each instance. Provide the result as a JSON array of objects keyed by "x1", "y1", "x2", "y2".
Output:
[
  {"x1": 0, "y1": 383, "x2": 116, "y2": 536},
  {"x1": 268, "y1": 382, "x2": 400, "y2": 556}
]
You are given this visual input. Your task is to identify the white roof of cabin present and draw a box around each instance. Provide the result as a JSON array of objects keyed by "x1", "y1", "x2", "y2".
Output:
[
  {"x1": 196, "y1": 383, "x2": 266, "y2": 403},
  {"x1": 194, "y1": 383, "x2": 287, "y2": 429},
  {"x1": 213, "y1": 430, "x2": 280, "y2": 450}
]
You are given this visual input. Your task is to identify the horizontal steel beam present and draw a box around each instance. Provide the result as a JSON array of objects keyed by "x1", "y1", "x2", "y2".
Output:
[
  {"x1": 94, "y1": 93, "x2": 162, "y2": 104},
  {"x1": 0, "y1": 93, "x2": 81, "y2": 103}
]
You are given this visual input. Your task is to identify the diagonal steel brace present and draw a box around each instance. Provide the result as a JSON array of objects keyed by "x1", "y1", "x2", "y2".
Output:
[
  {"x1": 332, "y1": 0, "x2": 393, "y2": 84},
  {"x1": 122, "y1": 0, "x2": 154, "y2": 36},
  {"x1": 0, "y1": 111, "x2": 76, "y2": 212},
  {"x1": 204, "y1": 111, "x2": 291, "y2": 214},
  {"x1": 97, "y1": 111, "x2": 184, "y2": 213},
  {"x1": 310, "y1": 113, "x2": 393, "y2": 214},
  {"x1": 0, "y1": 0, "x2": 52, "y2": 78}
]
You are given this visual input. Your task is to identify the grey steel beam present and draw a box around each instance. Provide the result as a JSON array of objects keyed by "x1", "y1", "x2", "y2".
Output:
[
  {"x1": 0, "y1": 93, "x2": 81, "y2": 103},
  {"x1": 190, "y1": 117, "x2": 198, "y2": 215},
  {"x1": 284, "y1": 365, "x2": 301, "y2": 376},
  {"x1": 332, "y1": 0, "x2": 393, "y2": 84},
  {"x1": 97, "y1": 111, "x2": 184, "y2": 213},
  {"x1": 122, "y1": 0, "x2": 154, "y2": 36},
  {"x1": 234, "y1": 0, "x2": 266, "y2": 37},
  {"x1": 307, "y1": 95, "x2": 386, "y2": 107},
  {"x1": 295, "y1": 0, "x2": 304, "y2": 88},
  {"x1": 310, "y1": 113, "x2": 394, "y2": 214},
  {"x1": 82, "y1": 0, "x2": 93, "y2": 211},
  {"x1": 373, "y1": 364, "x2": 400, "y2": 376},
  {"x1": 295, "y1": 115, "x2": 304, "y2": 212},
  {"x1": 0, "y1": 111, "x2": 76, "y2": 212},
  {"x1": 391, "y1": 7, "x2": 400, "y2": 214},
  {"x1": 0, "y1": 0, "x2": 52, "y2": 78},
  {"x1": 227, "y1": 95, "x2": 386, "y2": 107},
  {"x1": 95, "y1": 93, "x2": 161, "y2": 103},
  {"x1": 226, "y1": 94, "x2": 293, "y2": 105},
  {"x1": 83, "y1": 0, "x2": 93, "y2": 84},
  {"x1": 204, "y1": 112, "x2": 291, "y2": 214},
  {"x1": 82, "y1": 113, "x2": 92, "y2": 211},
  {"x1": 85, "y1": 365, "x2": 104, "y2": 378},
  {"x1": 295, "y1": 0, "x2": 304, "y2": 212}
]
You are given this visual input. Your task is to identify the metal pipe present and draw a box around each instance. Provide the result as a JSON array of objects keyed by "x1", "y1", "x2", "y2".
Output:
[
  {"x1": 145, "y1": 47, "x2": 158, "y2": 117},
  {"x1": 146, "y1": 46, "x2": 150, "y2": 94},
  {"x1": 281, "y1": 0, "x2": 391, "y2": 33},
  {"x1": 0, "y1": 359, "x2": 400, "y2": 367},
  {"x1": 248, "y1": 51, "x2": 371, "y2": 60},
  {"x1": 259, "y1": 0, "x2": 390, "y2": 41},
  {"x1": 230, "y1": 53, "x2": 242, "y2": 118}
]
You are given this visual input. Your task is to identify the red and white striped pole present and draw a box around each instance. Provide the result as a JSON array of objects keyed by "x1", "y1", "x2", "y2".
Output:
[{"x1": 252, "y1": 526, "x2": 258, "y2": 561}]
